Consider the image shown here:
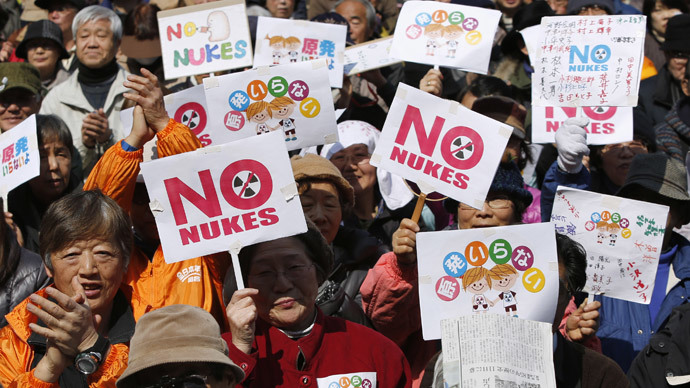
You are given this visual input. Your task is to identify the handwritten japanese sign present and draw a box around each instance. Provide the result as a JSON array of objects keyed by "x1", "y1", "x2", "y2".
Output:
[
  {"x1": 203, "y1": 59, "x2": 337, "y2": 151},
  {"x1": 531, "y1": 105, "x2": 633, "y2": 144},
  {"x1": 371, "y1": 83, "x2": 510, "y2": 209},
  {"x1": 389, "y1": 1, "x2": 500, "y2": 73},
  {"x1": 343, "y1": 36, "x2": 401, "y2": 76},
  {"x1": 254, "y1": 17, "x2": 347, "y2": 88},
  {"x1": 551, "y1": 186, "x2": 668, "y2": 303},
  {"x1": 1, "y1": 115, "x2": 39, "y2": 196},
  {"x1": 417, "y1": 223, "x2": 559, "y2": 340},
  {"x1": 532, "y1": 15, "x2": 646, "y2": 107},
  {"x1": 158, "y1": 0, "x2": 253, "y2": 80},
  {"x1": 140, "y1": 131, "x2": 306, "y2": 263}
]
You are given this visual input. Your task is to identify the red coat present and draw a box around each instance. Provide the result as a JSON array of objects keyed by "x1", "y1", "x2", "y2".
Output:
[{"x1": 223, "y1": 309, "x2": 411, "y2": 388}]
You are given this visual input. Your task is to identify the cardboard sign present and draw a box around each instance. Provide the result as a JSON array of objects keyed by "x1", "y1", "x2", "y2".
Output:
[
  {"x1": 551, "y1": 187, "x2": 668, "y2": 304},
  {"x1": 389, "y1": 1, "x2": 501, "y2": 73},
  {"x1": 1, "y1": 115, "x2": 40, "y2": 196},
  {"x1": 531, "y1": 105, "x2": 633, "y2": 144},
  {"x1": 139, "y1": 131, "x2": 307, "y2": 263},
  {"x1": 203, "y1": 59, "x2": 337, "y2": 150},
  {"x1": 417, "y1": 223, "x2": 559, "y2": 340},
  {"x1": 254, "y1": 17, "x2": 347, "y2": 88},
  {"x1": 343, "y1": 36, "x2": 401, "y2": 76},
  {"x1": 158, "y1": 0, "x2": 253, "y2": 80},
  {"x1": 371, "y1": 83, "x2": 510, "y2": 209},
  {"x1": 532, "y1": 15, "x2": 646, "y2": 107}
]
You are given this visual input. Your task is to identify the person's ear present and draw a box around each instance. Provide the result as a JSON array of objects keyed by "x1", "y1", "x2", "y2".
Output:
[{"x1": 44, "y1": 262, "x2": 54, "y2": 278}]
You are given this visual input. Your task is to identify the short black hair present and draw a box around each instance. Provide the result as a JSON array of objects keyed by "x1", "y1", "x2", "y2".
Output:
[
  {"x1": 37, "y1": 114, "x2": 73, "y2": 157},
  {"x1": 556, "y1": 233, "x2": 587, "y2": 293},
  {"x1": 457, "y1": 75, "x2": 513, "y2": 103}
]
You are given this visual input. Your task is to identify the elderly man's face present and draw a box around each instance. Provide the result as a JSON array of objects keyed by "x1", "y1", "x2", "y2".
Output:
[
  {"x1": 76, "y1": 18, "x2": 118, "y2": 69},
  {"x1": 0, "y1": 89, "x2": 40, "y2": 132},
  {"x1": 336, "y1": 0, "x2": 371, "y2": 44}
]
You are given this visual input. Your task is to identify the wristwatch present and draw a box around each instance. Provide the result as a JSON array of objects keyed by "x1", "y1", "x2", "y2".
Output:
[{"x1": 74, "y1": 335, "x2": 110, "y2": 375}]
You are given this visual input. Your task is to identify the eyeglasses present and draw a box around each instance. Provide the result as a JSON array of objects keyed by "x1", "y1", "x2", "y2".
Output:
[
  {"x1": 669, "y1": 51, "x2": 690, "y2": 60},
  {"x1": 459, "y1": 197, "x2": 513, "y2": 210},
  {"x1": 601, "y1": 140, "x2": 647, "y2": 154},
  {"x1": 0, "y1": 91, "x2": 39, "y2": 109},
  {"x1": 248, "y1": 263, "x2": 314, "y2": 285},
  {"x1": 143, "y1": 374, "x2": 208, "y2": 388},
  {"x1": 329, "y1": 153, "x2": 370, "y2": 169}
]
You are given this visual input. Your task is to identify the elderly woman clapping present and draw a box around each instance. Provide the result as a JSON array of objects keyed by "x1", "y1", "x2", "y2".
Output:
[{"x1": 0, "y1": 190, "x2": 134, "y2": 387}]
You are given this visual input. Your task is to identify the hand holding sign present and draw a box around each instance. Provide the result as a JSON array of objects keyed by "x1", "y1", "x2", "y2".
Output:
[
  {"x1": 226, "y1": 288, "x2": 259, "y2": 354},
  {"x1": 555, "y1": 117, "x2": 590, "y2": 174},
  {"x1": 393, "y1": 218, "x2": 420, "y2": 264}
]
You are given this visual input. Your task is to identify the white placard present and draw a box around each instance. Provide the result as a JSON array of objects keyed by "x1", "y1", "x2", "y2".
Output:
[
  {"x1": 417, "y1": 223, "x2": 559, "y2": 340},
  {"x1": 139, "y1": 131, "x2": 307, "y2": 263},
  {"x1": 551, "y1": 186, "x2": 668, "y2": 304},
  {"x1": 254, "y1": 17, "x2": 347, "y2": 88},
  {"x1": 389, "y1": 1, "x2": 501, "y2": 73},
  {"x1": 1, "y1": 115, "x2": 40, "y2": 194},
  {"x1": 158, "y1": 0, "x2": 253, "y2": 80},
  {"x1": 203, "y1": 59, "x2": 337, "y2": 150},
  {"x1": 532, "y1": 15, "x2": 646, "y2": 107},
  {"x1": 531, "y1": 105, "x2": 633, "y2": 145},
  {"x1": 343, "y1": 36, "x2": 401, "y2": 76},
  {"x1": 371, "y1": 83, "x2": 509, "y2": 209},
  {"x1": 520, "y1": 24, "x2": 542, "y2": 68}
]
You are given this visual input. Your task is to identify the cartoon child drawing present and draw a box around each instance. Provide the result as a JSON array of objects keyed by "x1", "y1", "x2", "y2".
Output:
[
  {"x1": 246, "y1": 101, "x2": 275, "y2": 135},
  {"x1": 198, "y1": 11, "x2": 230, "y2": 42},
  {"x1": 462, "y1": 267, "x2": 492, "y2": 314},
  {"x1": 270, "y1": 96, "x2": 297, "y2": 141},
  {"x1": 267, "y1": 35, "x2": 285, "y2": 65},
  {"x1": 442, "y1": 25, "x2": 463, "y2": 59},
  {"x1": 607, "y1": 223, "x2": 621, "y2": 246},
  {"x1": 424, "y1": 24, "x2": 444, "y2": 56},
  {"x1": 596, "y1": 221, "x2": 608, "y2": 244},
  {"x1": 285, "y1": 36, "x2": 301, "y2": 63},
  {"x1": 489, "y1": 264, "x2": 519, "y2": 317}
]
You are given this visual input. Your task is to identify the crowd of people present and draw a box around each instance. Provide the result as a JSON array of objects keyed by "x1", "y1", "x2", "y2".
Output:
[{"x1": 0, "y1": 0, "x2": 689, "y2": 387}]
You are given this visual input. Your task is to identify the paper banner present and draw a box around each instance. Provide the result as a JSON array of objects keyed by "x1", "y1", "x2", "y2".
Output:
[
  {"x1": 551, "y1": 186, "x2": 668, "y2": 304},
  {"x1": 389, "y1": 1, "x2": 501, "y2": 73},
  {"x1": 1, "y1": 115, "x2": 40, "y2": 194},
  {"x1": 532, "y1": 15, "x2": 646, "y2": 107},
  {"x1": 203, "y1": 59, "x2": 337, "y2": 150},
  {"x1": 158, "y1": 0, "x2": 253, "y2": 80},
  {"x1": 343, "y1": 36, "x2": 401, "y2": 76},
  {"x1": 139, "y1": 131, "x2": 307, "y2": 263},
  {"x1": 531, "y1": 105, "x2": 633, "y2": 144},
  {"x1": 254, "y1": 17, "x2": 347, "y2": 88},
  {"x1": 371, "y1": 83, "x2": 509, "y2": 209},
  {"x1": 417, "y1": 223, "x2": 559, "y2": 340}
]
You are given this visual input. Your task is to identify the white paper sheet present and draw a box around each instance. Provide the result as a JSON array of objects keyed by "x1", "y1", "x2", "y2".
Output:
[
  {"x1": 343, "y1": 36, "x2": 401, "y2": 76},
  {"x1": 531, "y1": 105, "x2": 633, "y2": 145}
]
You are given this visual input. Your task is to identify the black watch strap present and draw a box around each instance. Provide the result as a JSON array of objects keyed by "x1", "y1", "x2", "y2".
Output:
[{"x1": 75, "y1": 335, "x2": 110, "y2": 374}]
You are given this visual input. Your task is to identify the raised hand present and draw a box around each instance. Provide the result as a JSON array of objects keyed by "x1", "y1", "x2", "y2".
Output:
[
  {"x1": 393, "y1": 218, "x2": 420, "y2": 265},
  {"x1": 226, "y1": 288, "x2": 259, "y2": 354}
]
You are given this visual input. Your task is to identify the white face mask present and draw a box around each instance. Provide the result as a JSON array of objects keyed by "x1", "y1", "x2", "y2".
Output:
[{"x1": 133, "y1": 56, "x2": 159, "y2": 65}]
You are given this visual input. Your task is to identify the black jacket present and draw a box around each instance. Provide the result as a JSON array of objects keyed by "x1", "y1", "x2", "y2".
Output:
[
  {"x1": 634, "y1": 66, "x2": 684, "y2": 140},
  {"x1": 0, "y1": 245, "x2": 48, "y2": 327}
]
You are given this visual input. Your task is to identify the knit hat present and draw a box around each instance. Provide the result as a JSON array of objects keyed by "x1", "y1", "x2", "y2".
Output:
[
  {"x1": 566, "y1": 0, "x2": 614, "y2": 14},
  {"x1": 35, "y1": 0, "x2": 86, "y2": 10},
  {"x1": 16, "y1": 20, "x2": 69, "y2": 60},
  {"x1": 616, "y1": 153, "x2": 690, "y2": 202},
  {"x1": 444, "y1": 162, "x2": 533, "y2": 214},
  {"x1": 291, "y1": 153, "x2": 355, "y2": 208},
  {"x1": 116, "y1": 305, "x2": 245, "y2": 388},
  {"x1": 0, "y1": 63, "x2": 42, "y2": 97},
  {"x1": 660, "y1": 14, "x2": 690, "y2": 52},
  {"x1": 471, "y1": 96, "x2": 527, "y2": 139}
]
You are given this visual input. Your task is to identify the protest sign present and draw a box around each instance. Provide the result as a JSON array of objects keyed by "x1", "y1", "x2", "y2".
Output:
[
  {"x1": 551, "y1": 186, "x2": 668, "y2": 304},
  {"x1": 1, "y1": 115, "x2": 39, "y2": 210},
  {"x1": 139, "y1": 131, "x2": 306, "y2": 265},
  {"x1": 158, "y1": 0, "x2": 253, "y2": 80},
  {"x1": 532, "y1": 105, "x2": 633, "y2": 144},
  {"x1": 520, "y1": 25, "x2": 542, "y2": 69},
  {"x1": 389, "y1": 1, "x2": 501, "y2": 73},
  {"x1": 254, "y1": 17, "x2": 346, "y2": 88},
  {"x1": 371, "y1": 83, "x2": 510, "y2": 209},
  {"x1": 343, "y1": 36, "x2": 401, "y2": 76},
  {"x1": 441, "y1": 315, "x2": 556, "y2": 388},
  {"x1": 532, "y1": 15, "x2": 646, "y2": 107},
  {"x1": 417, "y1": 223, "x2": 559, "y2": 340},
  {"x1": 203, "y1": 59, "x2": 337, "y2": 150}
]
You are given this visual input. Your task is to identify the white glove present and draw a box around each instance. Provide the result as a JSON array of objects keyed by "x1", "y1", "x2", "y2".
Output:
[{"x1": 555, "y1": 117, "x2": 590, "y2": 174}]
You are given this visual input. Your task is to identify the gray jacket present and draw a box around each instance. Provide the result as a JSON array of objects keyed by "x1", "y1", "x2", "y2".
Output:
[{"x1": 0, "y1": 248, "x2": 49, "y2": 327}]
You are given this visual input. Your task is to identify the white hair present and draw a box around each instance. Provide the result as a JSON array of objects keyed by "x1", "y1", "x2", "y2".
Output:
[{"x1": 72, "y1": 5, "x2": 122, "y2": 42}]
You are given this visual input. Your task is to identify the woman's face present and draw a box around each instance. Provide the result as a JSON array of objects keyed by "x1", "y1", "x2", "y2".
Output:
[
  {"x1": 247, "y1": 238, "x2": 319, "y2": 331},
  {"x1": 300, "y1": 182, "x2": 342, "y2": 244},
  {"x1": 458, "y1": 193, "x2": 517, "y2": 229},
  {"x1": 330, "y1": 144, "x2": 377, "y2": 197},
  {"x1": 29, "y1": 138, "x2": 71, "y2": 205},
  {"x1": 651, "y1": 2, "x2": 682, "y2": 35},
  {"x1": 26, "y1": 39, "x2": 61, "y2": 77},
  {"x1": 599, "y1": 140, "x2": 648, "y2": 187}
]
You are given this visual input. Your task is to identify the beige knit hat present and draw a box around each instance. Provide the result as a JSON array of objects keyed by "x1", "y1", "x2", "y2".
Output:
[
  {"x1": 291, "y1": 153, "x2": 355, "y2": 208},
  {"x1": 116, "y1": 305, "x2": 244, "y2": 387}
]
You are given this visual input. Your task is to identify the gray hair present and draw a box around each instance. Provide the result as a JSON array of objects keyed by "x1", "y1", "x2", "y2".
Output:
[
  {"x1": 334, "y1": 0, "x2": 377, "y2": 38},
  {"x1": 72, "y1": 5, "x2": 123, "y2": 42}
]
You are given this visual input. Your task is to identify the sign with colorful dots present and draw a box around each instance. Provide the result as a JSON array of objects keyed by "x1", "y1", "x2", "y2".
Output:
[
  {"x1": 416, "y1": 223, "x2": 559, "y2": 340},
  {"x1": 551, "y1": 186, "x2": 669, "y2": 304},
  {"x1": 389, "y1": 1, "x2": 501, "y2": 73},
  {"x1": 0, "y1": 114, "x2": 39, "y2": 205},
  {"x1": 253, "y1": 17, "x2": 347, "y2": 88},
  {"x1": 203, "y1": 59, "x2": 337, "y2": 151},
  {"x1": 317, "y1": 372, "x2": 377, "y2": 388}
]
